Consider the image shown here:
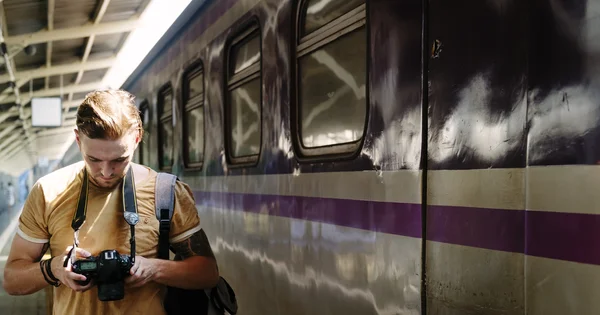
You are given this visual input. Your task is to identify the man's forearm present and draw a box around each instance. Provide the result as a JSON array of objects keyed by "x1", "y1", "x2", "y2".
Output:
[
  {"x1": 3, "y1": 259, "x2": 49, "y2": 295},
  {"x1": 151, "y1": 256, "x2": 219, "y2": 289}
]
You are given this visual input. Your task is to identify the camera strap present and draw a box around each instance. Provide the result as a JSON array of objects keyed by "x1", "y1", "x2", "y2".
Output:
[
  {"x1": 122, "y1": 166, "x2": 139, "y2": 263},
  {"x1": 65, "y1": 166, "x2": 139, "y2": 267}
]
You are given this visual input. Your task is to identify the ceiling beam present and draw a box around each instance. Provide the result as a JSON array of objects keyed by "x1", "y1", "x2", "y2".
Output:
[
  {"x1": 0, "y1": 132, "x2": 24, "y2": 154},
  {"x1": 0, "y1": 57, "x2": 115, "y2": 83},
  {"x1": 1, "y1": 137, "x2": 33, "y2": 161},
  {"x1": 0, "y1": 2, "x2": 19, "y2": 104},
  {"x1": 1, "y1": 123, "x2": 77, "y2": 165},
  {"x1": 92, "y1": 0, "x2": 112, "y2": 25},
  {"x1": 0, "y1": 82, "x2": 101, "y2": 105},
  {"x1": 134, "y1": 0, "x2": 154, "y2": 19},
  {"x1": 0, "y1": 77, "x2": 28, "y2": 104},
  {"x1": 21, "y1": 125, "x2": 36, "y2": 158},
  {"x1": 0, "y1": 150, "x2": 36, "y2": 176},
  {"x1": 0, "y1": 2, "x2": 7, "y2": 35},
  {"x1": 0, "y1": 124, "x2": 18, "y2": 140},
  {"x1": 70, "y1": 0, "x2": 112, "y2": 105},
  {"x1": 72, "y1": 0, "x2": 112, "y2": 90},
  {"x1": 0, "y1": 56, "x2": 107, "y2": 103},
  {"x1": 0, "y1": 121, "x2": 17, "y2": 129},
  {"x1": 2, "y1": 120, "x2": 75, "y2": 162},
  {"x1": 1, "y1": 127, "x2": 74, "y2": 162},
  {"x1": 0, "y1": 1, "x2": 36, "y2": 162},
  {"x1": 0, "y1": 108, "x2": 18, "y2": 125},
  {"x1": 0, "y1": 144, "x2": 25, "y2": 162},
  {"x1": 46, "y1": 0, "x2": 55, "y2": 90},
  {"x1": 46, "y1": 42, "x2": 52, "y2": 89},
  {"x1": 5, "y1": 19, "x2": 141, "y2": 47}
]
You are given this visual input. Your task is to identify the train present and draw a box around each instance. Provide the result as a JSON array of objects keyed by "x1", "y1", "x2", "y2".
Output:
[{"x1": 57, "y1": 0, "x2": 600, "y2": 314}]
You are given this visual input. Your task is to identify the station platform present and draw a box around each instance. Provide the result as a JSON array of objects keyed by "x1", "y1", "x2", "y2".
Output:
[{"x1": 0, "y1": 203, "x2": 48, "y2": 315}]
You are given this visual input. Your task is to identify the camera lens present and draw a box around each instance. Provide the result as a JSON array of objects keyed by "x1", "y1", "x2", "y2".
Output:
[{"x1": 98, "y1": 281, "x2": 125, "y2": 301}]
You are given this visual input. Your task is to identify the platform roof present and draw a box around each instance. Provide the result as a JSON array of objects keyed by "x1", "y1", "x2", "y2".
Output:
[{"x1": 0, "y1": 0, "x2": 192, "y2": 177}]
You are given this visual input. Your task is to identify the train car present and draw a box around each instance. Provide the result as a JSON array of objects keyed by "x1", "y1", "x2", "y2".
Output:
[{"x1": 54, "y1": 0, "x2": 600, "y2": 314}]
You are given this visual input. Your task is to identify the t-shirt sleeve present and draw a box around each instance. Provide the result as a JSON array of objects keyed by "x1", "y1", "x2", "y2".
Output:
[
  {"x1": 17, "y1": 181, "x2": 49, "y2": 243},
  {"x1": 169, "y1": 180, "x2": 201, "y2": 243}
]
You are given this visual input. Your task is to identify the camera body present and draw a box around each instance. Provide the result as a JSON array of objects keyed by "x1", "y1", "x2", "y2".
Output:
[{"x1": 72, "y1": 249, "x2": 133, "y2": 301}]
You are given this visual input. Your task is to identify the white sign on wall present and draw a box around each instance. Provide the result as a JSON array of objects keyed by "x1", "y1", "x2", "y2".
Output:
[{"x1": 31, "y1": 97, "x2": 62, "y2": 127}]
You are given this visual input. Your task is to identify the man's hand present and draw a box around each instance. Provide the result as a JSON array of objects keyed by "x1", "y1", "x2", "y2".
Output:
[
  {"x1": 51, "y1": 246, "x2": 95, "y2": 292},
  {"x1": 125, "y1": 256, "x2": 157, "y2": 288}
]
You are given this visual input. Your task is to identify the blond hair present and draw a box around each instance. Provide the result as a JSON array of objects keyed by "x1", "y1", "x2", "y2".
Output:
[{"x1": 76, "y1": 90, "x2": 143, "y2": 140}]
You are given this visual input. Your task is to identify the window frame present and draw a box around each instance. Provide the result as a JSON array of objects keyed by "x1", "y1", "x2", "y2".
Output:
[
  {"x1": 181, "y1": 60, "x2": 206, "y2": 170},
  {"x1": 292, "y1": 1, "x2": 369, "y2": 160},
  {"x1": 138, "y1": 100, "x2": 151, "y2": 165},
  {"x1": 224, "y1": 18, "x2": 263, "y2": 167},
  {"x1": 157, "y1": 83, "x2": 174, "y2": 172}
]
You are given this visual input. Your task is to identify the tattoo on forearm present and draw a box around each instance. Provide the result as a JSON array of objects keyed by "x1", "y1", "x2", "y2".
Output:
[
  {"x1": 171, "y1": 229, "x2": 215, "y2": 259},
  {"x1": 36, "y1": 243, "x2": 50, "y2": 262}
]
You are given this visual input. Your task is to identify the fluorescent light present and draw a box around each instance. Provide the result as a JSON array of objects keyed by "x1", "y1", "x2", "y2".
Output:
[{"x1": 102, "y1": 0, "x2": 193, "y2": 89}]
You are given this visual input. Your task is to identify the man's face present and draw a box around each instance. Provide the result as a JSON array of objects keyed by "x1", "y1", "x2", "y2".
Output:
[{"x1": 75, "y1": 130, "x2": 139, "y2": 189}]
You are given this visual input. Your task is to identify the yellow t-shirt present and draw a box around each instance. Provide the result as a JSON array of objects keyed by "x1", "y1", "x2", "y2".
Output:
[{"x1": 17, "y1": 161, "x2": 201, "y2": 315}]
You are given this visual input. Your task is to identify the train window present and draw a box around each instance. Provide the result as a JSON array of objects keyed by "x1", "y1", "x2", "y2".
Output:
[
  {"x1": 225, "y1": 23, "x2": 262, "y2": 165},
  {"x1": 182, "y1": 61, "x2": 205, "y2": 168},
  {"x1": 302, "y1": 0, "x2": 364, "y2": 36},
  {"x1": 158, "y1": 84, "x2": 174, "y2": 170},
  {"x1": 296, "y1": 0, "x2": 367, "y2": 156},
  {"x1": 161, "y1": 92, "x2": 173, "y2": 119},
  {"x1": 139, "y1": 100, "x2": 151, "y2": 165},
  {"x1": 231, "y1": 35, "x2": 260, "y2": 75},
  {"x1": 188, "y1": 68, "x2": 204, "y2": 98}
]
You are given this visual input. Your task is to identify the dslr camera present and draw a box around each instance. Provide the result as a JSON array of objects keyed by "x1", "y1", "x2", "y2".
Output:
[{"x1": 72, "y1": 249, "x2": 133, "y2": 301}]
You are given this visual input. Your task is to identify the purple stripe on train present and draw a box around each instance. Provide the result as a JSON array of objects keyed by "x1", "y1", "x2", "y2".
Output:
[
  {"x1": 194, "y1": 191, "x2": 422, "y2": 238},
  {"x1": 427, "y1": 205, "x2": 524, "y2": 253},
  {"x1": 194, "y1": 191, "x2": 600, "y2": 266},
  {"x1": 525, "y1": 211, "x2": 600, "y2": 265}
]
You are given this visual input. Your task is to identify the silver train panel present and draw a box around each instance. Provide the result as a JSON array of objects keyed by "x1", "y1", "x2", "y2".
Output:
[
  {"x1": 200, "y1": 206, "x2": 421, "y2": 315},
  {"x1": 426, "y1": 242, "x2": 524, "y2": 315},
  {"x1": 184, "y1": 170, "x2": 422, "y2": 204},
  {"x1": 427, "y1": 169, "x2": 525, "y2": 314},
  {"x1": 526, "y1": 256, "x2": 600, "y2": 315}
]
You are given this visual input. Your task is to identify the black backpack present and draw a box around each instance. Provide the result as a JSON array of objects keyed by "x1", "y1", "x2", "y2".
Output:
[{"x1": 154, "y1": 172, "x2": 238, "y2": 315}]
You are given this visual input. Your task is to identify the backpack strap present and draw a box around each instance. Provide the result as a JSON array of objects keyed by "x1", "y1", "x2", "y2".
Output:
[{"x1": 155, "y1": 172, "x2": 177, "y2": 260}]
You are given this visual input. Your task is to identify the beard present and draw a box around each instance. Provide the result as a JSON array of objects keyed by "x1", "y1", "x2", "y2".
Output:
[{"x1": 87, "y1": 169, "x2": 125, "y2": 189}]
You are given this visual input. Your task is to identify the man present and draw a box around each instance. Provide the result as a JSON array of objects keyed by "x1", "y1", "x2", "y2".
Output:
[{"x1": 3, "y1": 90, "x2": 219, "y2": 314}]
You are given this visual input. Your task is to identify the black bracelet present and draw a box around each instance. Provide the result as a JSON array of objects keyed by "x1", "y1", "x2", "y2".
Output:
[
  {"x1": 39, "y1": 260, "x2": 57, "y2": 287},
  {"x1": 45, "y1": 257, "x2": 59, "y2": 283},
  {"x1": 40, "y1": 259, "x2": 60, "y2": 287}
]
